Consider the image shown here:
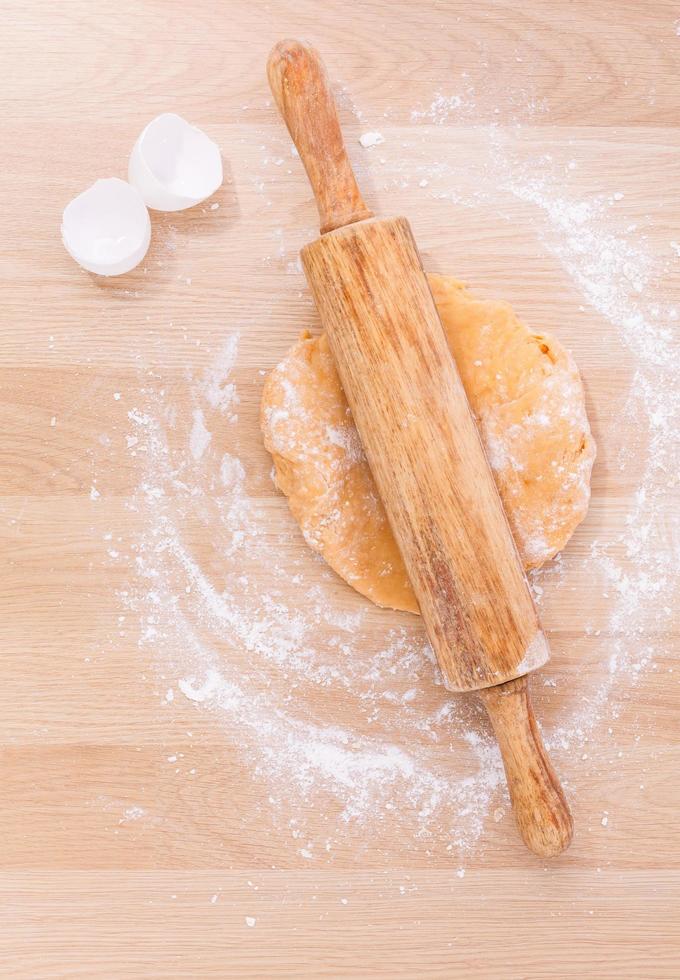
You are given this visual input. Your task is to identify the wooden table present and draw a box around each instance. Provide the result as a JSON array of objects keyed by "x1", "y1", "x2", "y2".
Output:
[{"x1": 2, "y1": 2, "x2": 679, "y2": 976}]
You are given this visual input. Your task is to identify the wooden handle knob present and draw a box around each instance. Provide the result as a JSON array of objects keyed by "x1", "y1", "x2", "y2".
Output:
[
  {"x1": 480, "y1": 676, "x2": 573, "y2": 857},
  {"x1": 267, "y1": 39, "x2": 373, "y2": 234}
]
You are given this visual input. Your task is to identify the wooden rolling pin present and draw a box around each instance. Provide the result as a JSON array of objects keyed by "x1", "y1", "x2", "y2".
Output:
[{"x1": 267, "y1": 39, "x2": 573, "y2": 857}]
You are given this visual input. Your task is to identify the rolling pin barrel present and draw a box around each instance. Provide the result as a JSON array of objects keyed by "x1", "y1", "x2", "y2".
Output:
[
  {"x1": 267, "y1": 38, "x2": 573, "y2": 857},
  {"x1": 302, "y1": 217, "x2": 548, "y2": 693}
]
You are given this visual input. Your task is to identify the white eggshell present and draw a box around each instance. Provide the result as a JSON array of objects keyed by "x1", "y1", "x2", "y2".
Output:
[
  {"x1": 128, "y1": 113, "x2": 223, "y2": 211},
  {"x1": 61, "y1": 178, "x2": 151, "y2": 276}
]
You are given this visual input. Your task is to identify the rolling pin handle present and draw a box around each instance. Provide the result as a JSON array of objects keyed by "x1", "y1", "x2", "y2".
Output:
[
  {"x1": 266, "y1": 39, "x2": 374, "y2": 234},
  {"x1": 480, "y1": 675, "x2": 573, "y2": 857}
]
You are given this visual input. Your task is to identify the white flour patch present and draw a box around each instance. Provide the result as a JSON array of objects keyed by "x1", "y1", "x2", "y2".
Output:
[
  {"x1": 189, "y1": 408, "x2": 211, "y2": 460},
  {"x1": 219, "y1": 453, "x2": 245, "y2": 488},
  {"x1": 121, "y1": 805, "x2": 147, "y2": 822},
  {"x1": 411, "y1": 93, "x2": 466, "y2": 124},
  {"x1": 203, "y1": 333, "x2": 240, "y2": 413}
]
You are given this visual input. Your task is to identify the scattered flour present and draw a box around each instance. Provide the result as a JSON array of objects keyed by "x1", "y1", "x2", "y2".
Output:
[
  {"x1": 189, "y1": 408, "x2": 211, "y2": 461},
  {"x1": 411, "y1": 93, "x2": 465, "y2": 124},
  {"x1": 220, "y1": 453, "x2": 245, "y2": 488},
  {"x1": 121, "y1": 346, "x2": 504, "y2": 852},
  {"x1": 113, "y1": 108, "x2": 678, "y2": 862},
  {"x1": 203, "y1": 334, "x2": 240, "y2": 412},
  {"x1": 121, "y1": 806, "x2": 146, "y2": 822}
]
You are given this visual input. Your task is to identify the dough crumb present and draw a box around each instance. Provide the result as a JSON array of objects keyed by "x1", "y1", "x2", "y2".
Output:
[{"x1": 359, "y1": 131, "x2": 384, "y2": 148}]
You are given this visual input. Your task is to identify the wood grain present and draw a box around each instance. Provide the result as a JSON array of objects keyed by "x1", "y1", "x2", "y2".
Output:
[{"x1": 1, "y1": 0, "x2": 679, "y2": 977}]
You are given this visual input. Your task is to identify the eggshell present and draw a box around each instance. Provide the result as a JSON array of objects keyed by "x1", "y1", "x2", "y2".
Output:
[
  {"x1": 128, "y1": 113, "x2": 223, "y2": 211},
  {"x1": 61, "y1": 178, "x2": 151, "y2": 276}
]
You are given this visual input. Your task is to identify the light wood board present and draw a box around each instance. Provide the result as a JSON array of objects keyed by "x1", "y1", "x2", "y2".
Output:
[{"x1": 2, "y1": 1, "x2": 679, "y2": 977}]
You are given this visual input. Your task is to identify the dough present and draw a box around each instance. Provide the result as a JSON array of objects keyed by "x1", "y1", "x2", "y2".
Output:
[{"x1": 261, "y1": 274, "x2": 595, "y2": 614}]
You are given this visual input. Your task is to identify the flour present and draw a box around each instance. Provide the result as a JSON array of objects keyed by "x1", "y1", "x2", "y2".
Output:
[
  {"x1": 121, "y1": 350, "x2": 505, "y2": 852},
  {"x1": 219, "y1": 453, "x2": 245, "y2": 487},
  {"x1": 189, "y1": 408, "x2": 211, "y2": 460},
  {"x1": 411, "y1": 94, "x2": 465, "y2": 124},
  {"x1": 203, "y1": 334, "x2": 240, "y2": 412},
  {"x1": 115, "y1": 112, "x2": 678, "y2": 862},
  {"x1": 121, "y1": 805, "x2": 146, "y2": 822}
]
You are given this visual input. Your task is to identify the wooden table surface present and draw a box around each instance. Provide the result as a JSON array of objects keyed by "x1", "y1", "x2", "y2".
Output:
[{"x1": 3, "y1": 1, "x2": 680, "y2": 977}]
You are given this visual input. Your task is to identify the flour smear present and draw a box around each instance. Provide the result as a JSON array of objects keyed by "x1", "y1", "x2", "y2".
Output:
[{"x1": 117, "y1": 116, "x2": 679, "y2": 860}]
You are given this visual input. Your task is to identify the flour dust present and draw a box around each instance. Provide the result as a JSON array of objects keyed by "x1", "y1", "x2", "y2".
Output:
[{"x1": 116, "y1": 119, "x2": 679, "y2": 861}]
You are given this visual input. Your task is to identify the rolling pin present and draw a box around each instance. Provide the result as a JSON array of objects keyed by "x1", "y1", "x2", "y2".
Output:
[{"x1": 267, "y1": 39, "x2": 573, "y2": 857}]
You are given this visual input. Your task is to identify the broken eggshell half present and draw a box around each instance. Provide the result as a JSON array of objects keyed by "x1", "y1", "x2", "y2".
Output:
[
  {"x1": 61, "y1": 177, "x2": 151, "y2": 276},
  {"x1": 128, "y1": 112, "x2": 223, "y2": 211}
]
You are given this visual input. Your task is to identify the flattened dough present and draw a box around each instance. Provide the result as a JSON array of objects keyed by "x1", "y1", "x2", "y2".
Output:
[{"x1": 261, "y1": 274, "x2": 595, "y2": 614}]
